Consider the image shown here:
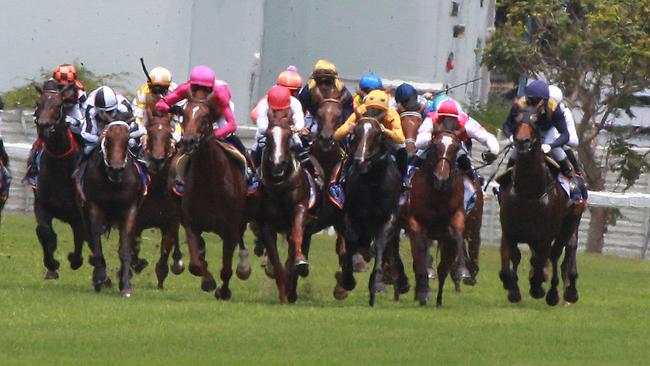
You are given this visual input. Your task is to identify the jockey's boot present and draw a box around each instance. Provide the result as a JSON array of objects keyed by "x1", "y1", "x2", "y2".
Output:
[
  {"x1": 559, "y1": 158, "x2": 582, "y2": 202},
  {"x1": 23, "y1": 141, "x2": 41, "y2": 188},
  {"x1": 328, "y1": 158, "x2": 351, "y2": 209},
  {"x1": 405, "y1": 155, "x2": 424, "y2": 189},
  {"x1": 297, "y1": 150, "x2": 324, "y2": 189},
  {"x1": 395, "y1": 147, "x2": 408, "y2": 191},
  {"x1": 565, "y1": 148, "x2": 585, "y2": 176}
]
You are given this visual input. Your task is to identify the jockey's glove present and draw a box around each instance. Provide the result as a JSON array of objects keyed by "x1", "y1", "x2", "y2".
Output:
[
  {"x1": 482, "y1": 151, "x2": 497, "y2": 164},
  {"x1": 541, "y1": 144, "x2": 552, "y2": 154}
]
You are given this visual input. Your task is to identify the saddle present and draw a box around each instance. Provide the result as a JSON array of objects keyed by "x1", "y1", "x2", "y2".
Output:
[{"x1": 175, "y1": 139, "x2": 247, "y2": 183}]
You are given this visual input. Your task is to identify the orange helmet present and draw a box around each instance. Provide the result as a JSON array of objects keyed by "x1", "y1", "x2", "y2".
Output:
[
  {"x1": 276, "y1": 66, "x2": 303, "y2": 91},
  {"x1": 267, "y1": 85, "x2": 292, "y2": 110},
  {"x1": 52, "y1": 64, "x2": 84, "y2": 90}
]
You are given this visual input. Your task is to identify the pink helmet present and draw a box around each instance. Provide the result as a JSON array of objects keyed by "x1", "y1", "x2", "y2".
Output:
[{"x1": 189, "y1": 65, "x2": 215, "y2": 88}]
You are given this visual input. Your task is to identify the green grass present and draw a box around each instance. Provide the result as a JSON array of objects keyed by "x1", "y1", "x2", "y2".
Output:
[{"x1": 1, "y1": 213, "x2": 649, "y2": 365}]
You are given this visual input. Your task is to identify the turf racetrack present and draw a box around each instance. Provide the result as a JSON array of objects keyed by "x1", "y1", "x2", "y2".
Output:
[{"x1": 1, "y1": 214, "x2": 649, "y2": 365}]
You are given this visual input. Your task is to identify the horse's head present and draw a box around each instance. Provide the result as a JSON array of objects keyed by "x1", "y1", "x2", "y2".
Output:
[
  {"x1": 513, "y1": 104, "x2": 542, "y2": 155},
  {"x1": 429, "y1": 130, "x2": 461, "y2": 190},
  {"x1": 34, "y1": 81, "x2": 75, "y2": 140},
  {"x1": 100, "y1": 121, "x2": 130, "y2": 183},
  {"x1": 144, "y1": 109, "x2": 175, "y2": 173},
  {"x1": 263, "y1": 125, "x2": 296, "y2": 183},
  {"x1": 182, "y1": 90, "x2": 218, "y2": 154},
  {"x1": 349, "y1": 111, "x2": 387, "y2": 175},
  {"x1": 314, "y1": 87, "x2": 343, "y2": 149},
  {"x1": 399, "y1": 111, "x2": 423, "y2": 157}
]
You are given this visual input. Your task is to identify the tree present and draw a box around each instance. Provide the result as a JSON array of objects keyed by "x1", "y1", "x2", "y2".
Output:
[{"x1": 483, "y1": 0, "x2": 650, "y2": 252}]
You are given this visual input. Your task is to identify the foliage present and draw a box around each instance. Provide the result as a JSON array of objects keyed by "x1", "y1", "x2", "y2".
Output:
[
  {"x1": 464, "y1": 99, "x2": 511, "y2": 134},
  {"x1": 1, "y1": 213, "x2": 650, "y2": 365},
  {"x1": 608, "y1": 136, "x2": 650, "y2": 191},
  {"x1": 1, "y1": 62, "x2": 132, "y2": 109}
]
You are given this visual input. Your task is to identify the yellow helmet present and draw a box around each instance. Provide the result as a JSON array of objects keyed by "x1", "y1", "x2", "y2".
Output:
[
  {"x1": 312, "y1": 59, "x2": 337, "y2": 78},
  {"x1": 148, "y1": 66, "x2": 172, "y2": 86},
  {"x1": 364, "y1": 90, "x2": 389, "y2": 111}
]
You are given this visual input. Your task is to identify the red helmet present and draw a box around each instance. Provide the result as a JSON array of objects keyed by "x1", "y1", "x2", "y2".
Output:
[
  {"x1": 437, "y1": 99, "x2": 461, "y2": 118},
  {"x1": 267, "y1": 85, "x2": 291, "y2": 110}
]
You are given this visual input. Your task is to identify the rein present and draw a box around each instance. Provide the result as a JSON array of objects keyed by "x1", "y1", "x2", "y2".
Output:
[
  {"x1": 44, "y1": 128, "x2": 78, "y2": 159},
  {"x1": 482, "y1": 143, "x2": 512, "y2": 192}
]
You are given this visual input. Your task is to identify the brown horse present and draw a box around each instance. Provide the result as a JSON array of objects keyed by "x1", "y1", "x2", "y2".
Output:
[
  {"x1": 497, "y1": 105, "x2": 583, "y2": 305},
  {"x1": 131, "y1": 110, "x2": 185, "y2": 289},
  {"x1": 407, "y1": 130, "x2": 471, "y2": 306},
  {"x1": 180, "y1": 90, "x2": 251, "y2": 300},
  {"x1": 257, "y1": 116, "x2": 311, "y2": 303},
  {"x1": 82, "y1": 121, "x2": 145, "y2": 296},
  {"x1": 399, "y1": 110, "x2": 424, "y2": 158},
  {"x1": 32, "y1": 81, "x2": 86, "y2": 279}
]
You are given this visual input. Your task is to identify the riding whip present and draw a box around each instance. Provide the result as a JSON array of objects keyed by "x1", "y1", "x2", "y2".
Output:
[{"x1": 140, "y1": 57, "x2": 153, "y2": 84}]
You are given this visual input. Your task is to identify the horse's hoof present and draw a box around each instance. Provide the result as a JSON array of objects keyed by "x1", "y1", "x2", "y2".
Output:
[
  {"x1": 120, "y1": 289, "x2": 132, "y2": 298},
  {"x1": 352, "y1": 253, "x2": 369, "y2": 272},
  {"x1": 396, "y1": 277, "x2": 410, "y2": 295},
  {"x1": 263, "y1": 262, "x2": 275, "y2": 279},
  {"x1": 564, "y1": 288, "x2": 579, "y2": 304},
  {"x1": 260, "y1": 256, "x2": 268, "y2": 268},
  {"x1": 416, "y1": 290, "x2": 433, "y2": 306},
  {"x1": 44, "y1": 270, "x2": 59, "y2": 280},
  {"x1": 253, "y1": 242, "x2": 264, "y2": 257},
  {"x1": 288, "y1": 292, "x2": 298, "y2": 304},
  {"x1": 507, "y1": 289, "x2": 521, "y2": 303},
  {"x1": 189, "y1": 263, "x2": 202, "y2": 277},
  {"x1": 236, "y1": 264, "x2": 252, "y2": 280},
  {"x1": 171, "y1": 259, "x2": 185, "y2": 275},
  {"x1": 295, "y1": 259, "x2": 309, "y2": 278},
  {"x1": 157, "y1": 282, "x2": 164, "y2": 290},
  {"x1": 215, "y1": 287, "x2": 232, "y2": 300},
  {"x1": 68, "y1": 253, "x2": 83, "y2": 270},
  {"x1": 427, "y1": 268, "x2": 437, "y2": 279},
  {"x1": 530, "y1": 285, "x2": 546, "y2": 299},
  {"x1": 132, "y1": 258, "x2": 149, "y2": 274},
  {"x1": 453, "y1": 278, "x2": 462, "y2": 293},
  {"x1": 545, "y1": 288, "x2": 560, "y2": 306},
  {"x1": 457, "y1": 266, "x2": 471, "y2": 279},
  {"x1": 103, "y1": 277, "x2": 113, "y2": 288},
  {"x1": 374, "y1": 280, "x2": 387, "y2": 293},
  {"x1": 94, "y1": 282, "x2": 103, "y2": 292},
  {"x1": 463, "y1": 277, "x2": 477, "y2": 286},
  {"x1": 201, "y1": 278, "x2": 217, "y2": 292},
  {"x1": 333, "y1": 285, "x2": 349, "y2": 300}
]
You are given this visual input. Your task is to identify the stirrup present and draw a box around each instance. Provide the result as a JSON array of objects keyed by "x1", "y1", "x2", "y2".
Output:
[{"x1": 328, "y1": 183, "x2": 344, "y2": 209}]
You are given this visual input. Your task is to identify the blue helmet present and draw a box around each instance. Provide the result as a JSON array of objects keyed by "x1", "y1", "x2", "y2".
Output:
[
  {"x1": 359, "y1": 72, "x2": 383, "y2": 91},
  {"x1": 394, "y1": 83, "x2": 418, "y2": 104},
  {"x1": 525, "y1": 80, "x2": 550, "y2": 100}
]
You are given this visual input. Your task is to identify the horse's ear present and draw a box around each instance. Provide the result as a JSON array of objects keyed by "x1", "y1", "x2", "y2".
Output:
[{"x1": 34, "y1": 83, "x2": 43, "y2": 95}]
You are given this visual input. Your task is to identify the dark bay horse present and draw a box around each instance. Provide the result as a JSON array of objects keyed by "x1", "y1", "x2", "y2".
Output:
[
  {"x1": 497, "y1": 105, "x2": 583, "y2": 305},
  {"x1": 407, "y1": 130, "x2": 471, "y2": 306},
  {"x1": 32, "y1": 81, "x2": 86, "y2": 279},
  {"x1": 338, "y1": 116, "x2": 404, "y2": 306},
  {"x1": 180, "y1": 90, "x2": 251, "y2": 300},
  {"x1": 132, "y1": 110, "x2": 185, "y2": 289},
  {"x1": 257, "y1": 117, "x2": 311, "y2": 303},
  {"x1": 82, "y1": 121, "x2": 145, "y2": 296}
]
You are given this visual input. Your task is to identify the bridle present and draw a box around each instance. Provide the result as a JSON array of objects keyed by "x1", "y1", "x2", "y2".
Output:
[{"x1": 101, "y1": 121, "x2": 130, "y2": 169}]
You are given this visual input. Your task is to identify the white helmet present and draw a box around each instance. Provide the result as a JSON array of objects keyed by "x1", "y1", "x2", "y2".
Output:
[
  {"x1": 549, "y1": 85, "x2": 563, "y2": 103},
  {"x1": 94, "y1": 86, "x2": 119, "y2": 112},
  {"x1": 148, "y1": 66, "x2": 172, "y2": 86}
]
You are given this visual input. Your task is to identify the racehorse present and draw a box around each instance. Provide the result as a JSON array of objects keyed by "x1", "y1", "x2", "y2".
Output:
[
  {"x1": 338, "y1": 114, "x2": 404, "y2": 306},
  {"x1": 131, "y1": 109, "x2": 185, "y2": 289},
  {"x1": 399, "y1": 110, "x2": 424, "y2": 158},
  {"x1": 82, "y1": 121, "x2": 145, "y2": 296},
  {"x1": 407, "y1": 130, "x2": 471, "y2": 306},
  {"x1": 179, "y1": 89, "x2": 251, "y2": 300},
  {"x1": 496, "y1": 105, "x2": 583, "y2": 305},
  {"x1": 257, "y1": 111, "x2": 311, "y2": 303},
  {"x1": 32, "y1": 80, "x2": 86, "y2": 279}
]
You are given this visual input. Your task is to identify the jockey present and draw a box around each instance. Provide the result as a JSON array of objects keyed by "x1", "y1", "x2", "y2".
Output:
[
  {"x1": 250, "y1": 65, "x2": 303, "y2": 126},
  {"x1": 549, "y1": 84, "x2": 583, "y2": 174},
  {"x1": 154, "y1": 65, "x2": 258, "y2": 192},
  {"x1": 413, "y1": 98, "x2": 499, "y2": 184},
  {"x1": 254, "y1": 86, "x2": 304, "y2": 162},
  {"x1": 132, "y1": 66, "x2": 183, "y2": 141},
  {"x1": 24, "y1": 64, "x2": 87, "y2": 186},
  {"x1": 298, "y1": 59, "x2": 354, "y2": 134},
  {"x1": 353, "y1": 72, "x2": 384, "y2": 110},
  {"x1": 329, "y1": 90, "x2": 406, "y2": 203},
  {"x1": 392, "y1": 83, "x2": 428, "y2": 114},
  {"x1": 0, "y1": 135, "x2": 10, "y2": 202}
]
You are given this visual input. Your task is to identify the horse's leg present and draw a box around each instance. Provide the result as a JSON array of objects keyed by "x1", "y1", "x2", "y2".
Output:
[
  {"x1": 170, "y1": 226, "x2": 184, "y2": 275},
  {"x1": 436, "y1": 238, "x2": 456, "y2": 307},
  {"x1": 286, "y1": 240, "x2": 299, "y2": 304},
  {"x1": 340, "y1": 216, "x2": 358, "y2": 293},
  {"x1": 562, "y1": 230, "x2": 580, "y2": 303},
  {"x1": 249, "y1": 221, "x2": 265, "y2": 257},
  {"x1": 292, "y1": 204, "x2": 309, "y2": 277},
  {"x1": 216, "y1": 232, "x2": 237, "y2": 301},
  {"x1": 499, "y1": 234, "x2": 521, "y2": 303},
  {"x1": 118, "y1": 205, "x2": 138, "y2": 297},
  {"x1": 34, "y1": 203, "x2": 59, "y2": 279},
  {"x1": 130, "y1": 231, "x2": 149, "y2": 274},
  {"x1": 529, "y1": 241, "x2": 550, "y2": 300},
  {"x1": 391, "y1": 236, "x2": 410, "y2": 300},
  {"x1": 185, "y1": 228, "x2": 216, "y2": 292},
  {"x1": 369, "y1": 212, "x2": 397, "y2": 307},
  {"x1": 426, "y1": 240, "x2": 437, "y2": 279},
  {"x1": 333, "y1": 228, "x2": 350, "y2": 300},
  {"x1": 68, "y1": 221, "x2": 86, "y2": 270},
  {"x1": 450, "y1": 210, "x2": 470, "y2": 280},
  {"x1": 409, "y1": 217, "x2": 432, "y2": 305},
  {"x1": 235, "y1": 224, "x2": 251, "y2": 280},
  {"x1": 87, "y1": 203, "x2": 108, "y2": 292},
  {"x1": 155, "y1": 222, "x2": 178, "y2": 289},
  {"x1": 464, "y1": 224, "x2": 481, "y2": 286},
  {"x1": 545, "y1": 240, "x2": 563, "y2": 306},
  {"x1": 261, "y1": 224, "x2": 287, "y2": 304}
]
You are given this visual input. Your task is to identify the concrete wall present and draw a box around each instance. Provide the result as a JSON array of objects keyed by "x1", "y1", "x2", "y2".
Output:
[{"x1": 258, "y1": 0, "x2": 494, "y2": 104}]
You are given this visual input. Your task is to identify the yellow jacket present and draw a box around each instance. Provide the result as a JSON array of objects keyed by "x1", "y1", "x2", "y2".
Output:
[
  {"x1": 334, "y1": 105, "x2": 405, "y2": 144},
  {"x1": 133, "y1": 82, "x2": 182, "y2": 137}
]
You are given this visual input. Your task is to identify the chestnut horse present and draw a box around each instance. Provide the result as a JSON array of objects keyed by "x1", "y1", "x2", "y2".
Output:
[
  {"x1": 131, "y1": 110, "x2": 185, "y2": 289},
  {"x1": 407, "y1": 130, "x2": 471, "y2": 306},
  {"x1": 180, "y1": 90, "x2": 251, "y2": 300},
  {"x1": 497, "y1": 105, "x2": 583, "y2": 305},
  {"x1": 338, "y1": 116, "x2": 404, "y2": 306},
  {"x1": 257, "y1": 115, "x2": 311, "y2": 303},
  {"x1": 82, "y1": 121, "x2": 145, "y2": 296},
  {"x1": 32, "y1": 81, "x2": 86, "y2": 279}
]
